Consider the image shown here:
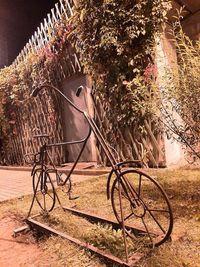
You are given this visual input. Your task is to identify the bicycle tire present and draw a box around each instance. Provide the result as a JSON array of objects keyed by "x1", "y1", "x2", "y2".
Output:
[
  {"x1": 33, "y1": 169, "x2": 56, "y2": 212},
  {"x1": 111, "y1": 169, "x2": 173, "y2": 247}
]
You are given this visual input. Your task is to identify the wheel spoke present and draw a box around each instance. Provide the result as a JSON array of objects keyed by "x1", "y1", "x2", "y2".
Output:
[
  {"x1": 132, "y1": 179, "x2": 168, "y2": 234},
  {"x1": 138, "y1": 174, "x2": 142, "y2": 198},
  {"x1": 43, "y1": 193, "x2": 46, "y2": 211},
  {"x1": 115, "y1": 186, "x2": 130, "y2": 201},
  {"x1": 124, "y1": 212, "x2": 134, "y2": 221},
  {"x1": 47, "y1": 192, "x2": 54, "y2": 199},
  {"x1": 141, "y1": 217, "x2": 154, "y2": 246},
  {"x1": 143, "y1": 204, "x2": 166, "y2": 234},
  {"x1": 122, "y1": 176, "x2": 141, "y2": 206}
]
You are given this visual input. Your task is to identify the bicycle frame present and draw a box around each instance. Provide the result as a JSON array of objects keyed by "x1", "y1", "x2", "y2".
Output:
[
  {"x1": 31, "y1": 128, "x2": 91, "y2": 185},
  {"x1": 31, "y1": 84, "x2": 140, "y2": 185}
]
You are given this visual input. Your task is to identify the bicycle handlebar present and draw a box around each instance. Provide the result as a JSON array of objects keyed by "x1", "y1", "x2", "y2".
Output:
[
  {"x1": 31, "y1": 84, "x2": 86, "y2": 115},
  {"x1": 31, "y1": 87, "x2": 41, "y2": 97}
]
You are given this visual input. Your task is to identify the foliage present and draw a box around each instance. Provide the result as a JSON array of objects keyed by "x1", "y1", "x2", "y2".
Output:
[
  {"x1": 84, "y1": 223, "x2": 137, "y2": 257},
  {"x1": 72, "y1": 0, "x2": 171, "y2": 127},
  {"x1": 0, "y1": 66, "x2": 19, "y2": 155},
  {"x1": 0, "y1": 54, "x2": 37, "y2": 145},
  {"x1": 0, "y1": 17, "x2": 75, "y2": 162},
  {"x1": 161, "y1": 14, "x2": 200, "y2": 160},
  {"x1": 0, "y1": 0, "x2": 171, "y2": 164}
]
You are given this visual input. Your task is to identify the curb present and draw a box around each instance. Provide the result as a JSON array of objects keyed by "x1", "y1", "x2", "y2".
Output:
[{"x1": 0, "y1": 165, "x2": 110, "y2": 176}]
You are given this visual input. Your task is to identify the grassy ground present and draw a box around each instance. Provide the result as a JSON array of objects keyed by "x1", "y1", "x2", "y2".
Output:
[{"x1": 0, "y1": 168, "x2": 199, "y2": 266}]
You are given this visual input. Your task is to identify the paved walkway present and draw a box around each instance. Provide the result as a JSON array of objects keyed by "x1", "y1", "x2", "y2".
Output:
[
  {"x1": 0, "y1": 170, "x2": 31, "y2": 202},
  {"x1": 0, "y1": 169, "x2": 101, "y2": 202}
]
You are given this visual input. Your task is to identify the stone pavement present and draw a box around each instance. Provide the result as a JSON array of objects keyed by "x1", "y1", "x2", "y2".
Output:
[
  {"x1": 0, "y1": 170, "x2": 32, "y2": 202},
  {"x1": 0, "y1": 169, "x2": 105, "y2": 202}
]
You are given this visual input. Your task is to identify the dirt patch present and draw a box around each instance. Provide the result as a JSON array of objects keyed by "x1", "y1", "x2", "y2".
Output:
[{"x1": 0, "y1": 215, "x2": 56, "y2": 267}]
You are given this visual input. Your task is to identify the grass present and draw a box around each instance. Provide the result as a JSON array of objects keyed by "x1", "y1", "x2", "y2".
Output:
[{"x1": 0, "y1": 168, "x2": 200, "y2": 266}]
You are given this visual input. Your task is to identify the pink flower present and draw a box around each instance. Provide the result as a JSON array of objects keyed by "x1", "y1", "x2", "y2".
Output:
[{"x1": 144, "y1": 64, "x2": 158, "y2": 83}]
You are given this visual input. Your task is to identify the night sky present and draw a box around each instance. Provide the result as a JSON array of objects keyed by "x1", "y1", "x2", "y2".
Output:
[{"x1": 0, "y1": 0, "x2": 57, "y2": 67}]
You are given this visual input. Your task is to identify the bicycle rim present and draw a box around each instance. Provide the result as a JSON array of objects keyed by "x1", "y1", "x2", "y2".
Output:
[
  {"x1": 111, "y1": 169, "x2": 173, "y2": 247},
  {"x1": 33, "y1": 169, "x2": 56, "y2": 212}
]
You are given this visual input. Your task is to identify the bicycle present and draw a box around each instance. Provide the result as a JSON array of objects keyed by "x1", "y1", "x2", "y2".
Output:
[
  {"x1": 27, "y1": 84, "x2": 173, "y2": 249},
  {"x1": 25, "y1": 134, "x2": 77, "y2": 214}
]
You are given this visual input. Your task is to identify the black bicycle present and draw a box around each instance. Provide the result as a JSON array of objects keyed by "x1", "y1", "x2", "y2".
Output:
[{"x1": 27, "y1": 84, "x2": 173, "y2": 249}]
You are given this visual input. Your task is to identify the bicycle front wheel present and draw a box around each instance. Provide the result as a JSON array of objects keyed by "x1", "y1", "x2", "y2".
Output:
[
  {"x1": 33, "y1": 169, "x2": 56, "y2": 212},
  {"x1": 111, "y1": 169, "x2": 173, "y2": 247}
]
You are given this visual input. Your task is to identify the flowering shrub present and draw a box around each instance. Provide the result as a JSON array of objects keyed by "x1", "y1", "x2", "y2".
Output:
[{"x1": 72, "y1": 0, "x2": 171, "y2": 127}]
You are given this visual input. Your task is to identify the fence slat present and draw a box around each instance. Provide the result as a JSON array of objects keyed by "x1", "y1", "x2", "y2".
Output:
[
  {"x1": 28, "y1": 39, "x2": 34, "y2": 52},
  {"x1": 40, "y1": 22, "x2": 48, "y2": 44},
  {"x1": 74, "y1": 53, "x2": 81, "y2": 71},
  {"x1": 51, "y1": 8, "x2": 57, "y2": 24},
  {"x1": 59, "y1": 0, "x2": 68, "y2": 18},
  {"x1": 47, "y1": 13, "x2": 53, "y2": 27},
  {"x1": 65, "y1": 0, "x2": 73, "y2": 16},
  {"x1": 55, "y1": 3, "x2": 62, "y2": 19},
  {"x1": 43, "y1": 18, "x2": 51, "y2": 41},
  {"x1": 37, "y1": 26, "x2": 45, "y2": 48}
]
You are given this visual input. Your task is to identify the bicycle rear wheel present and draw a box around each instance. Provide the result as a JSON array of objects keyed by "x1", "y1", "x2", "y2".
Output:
[
  {"x1": 111, "y1": 169, "x2": 173, "y2": 247},
  {"x1": 33, "y1": 169, "x2": 56, "y2": 212}
]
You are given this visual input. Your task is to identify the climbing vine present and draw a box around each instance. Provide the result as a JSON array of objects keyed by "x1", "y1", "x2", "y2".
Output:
[{"x1": 72, "y1": 0, "x2": 171, "y2": 127}]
